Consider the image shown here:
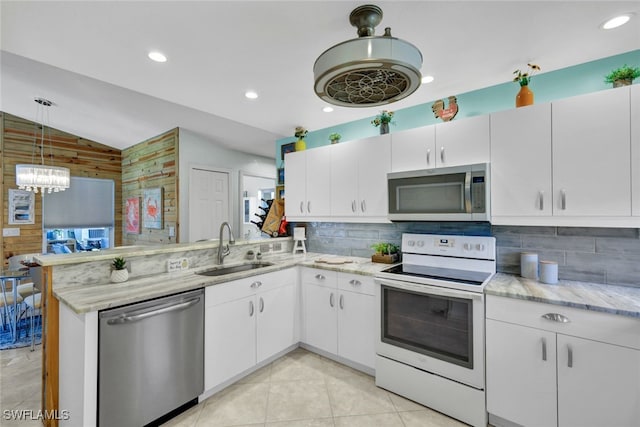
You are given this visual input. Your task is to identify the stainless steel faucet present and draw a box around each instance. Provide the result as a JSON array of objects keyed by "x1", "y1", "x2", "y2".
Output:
[{"x1": 217, "y1": 222, "x2": 235, "y2": 264}]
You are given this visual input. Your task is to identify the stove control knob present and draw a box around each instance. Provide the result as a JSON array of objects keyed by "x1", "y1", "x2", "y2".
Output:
[
  {"x1": 407, "y1": 240, "x2": 415, "y2": 247},
  {"x1": 475, "y1": 243, "x2": 485, "y2": 251},
  {"x1": 463, "y1": 243, "x2": 471, "y2": 251},
  {"x1": 416, "y1": 240, "x2": 425, "y2": 247}
]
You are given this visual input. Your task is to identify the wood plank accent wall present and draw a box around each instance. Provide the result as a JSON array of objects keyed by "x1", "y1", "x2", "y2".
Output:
[
  {"x1": 121, "y1": 128, "x2": 179, "y2": 245},
  {"x1": 0, "y1": 112, "x2": 123, "y2": 266}
]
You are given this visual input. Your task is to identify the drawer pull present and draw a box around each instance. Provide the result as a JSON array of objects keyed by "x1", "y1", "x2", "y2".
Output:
[
  {"x1": 541, "y1": 337, "x2": 547, "y2": 361},
  {"x1": 315, "y1": 274, "x2": 325, "y2": 280},
  {"x1": 541, "y1": 313, "x2": 570, "y2": 323},
  {"x1": 349, "y1": 279, "x2": 361, "y2": 286}
]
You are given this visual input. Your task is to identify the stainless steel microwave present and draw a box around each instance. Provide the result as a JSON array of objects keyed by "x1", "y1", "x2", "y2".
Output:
[{"x1": 387, "y1": 163, "x2": 490, "y2": 221}]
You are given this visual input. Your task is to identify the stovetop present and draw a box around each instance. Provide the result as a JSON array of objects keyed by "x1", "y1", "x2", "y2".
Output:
[{"x1": 381, "y1": 264, "x2": 491, "y2": 287}]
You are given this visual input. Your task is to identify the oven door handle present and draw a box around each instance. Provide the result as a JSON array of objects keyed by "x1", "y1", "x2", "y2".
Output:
[{"x1": 375, "y1": 277, "x2": 484, "y2": 301}]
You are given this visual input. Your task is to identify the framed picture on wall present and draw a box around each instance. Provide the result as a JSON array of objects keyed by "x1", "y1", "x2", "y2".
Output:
[
  {"x1": 125, "y1": 197, "x2": 141, "y2": 234},
  {"x1": 143, "y1": 188, "x2": 163, "y2": 229},
  {"x1": 281, "y1": 142, "x2": 295, "y2": 161},
  {"x1": 8, "y1": 189, "x2": 35, "y2": 224},
  {"x1": 277, "y1": 168, "x2": 285, "y2": 185}
]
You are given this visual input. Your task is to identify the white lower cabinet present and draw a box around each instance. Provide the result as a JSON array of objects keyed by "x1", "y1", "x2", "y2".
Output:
[
  {"x1": 204, "y1": 268, "x2": 297, "y2": 390},
  {"x1": 486, "y1": 295, "x2": 640, "y2": 427},
  {"x1": 301, "y1": 267, "x2": 376, "y2": 370}
]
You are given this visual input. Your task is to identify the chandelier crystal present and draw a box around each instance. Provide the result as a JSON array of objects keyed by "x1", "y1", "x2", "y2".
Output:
[{"x1": 16, "y1": 98, "x2": 71, "y2": 194}]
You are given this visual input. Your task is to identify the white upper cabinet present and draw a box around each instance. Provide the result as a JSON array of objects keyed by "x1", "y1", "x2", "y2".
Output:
[
  {"x1": 434, "y1": 115, "x2": 490, "y2": 167},
  {"x1": 331, "y1": 134, "x2": 391, "y2": 220},
  {"x1": 631, "y1": 84, "x2": 640, "y2": 216},
  {"x1": 552, "y1": 87, "x2": 631, "y2": 217},
  {"x1": 391, "y1": 125, "x2": 436, "y2": 171},
  {"x1": 284, "y1": 145, "x2": 332, "y2": 220},
  {"x1": 490, "y1": 103, "x2": 552, "y2": 218}
]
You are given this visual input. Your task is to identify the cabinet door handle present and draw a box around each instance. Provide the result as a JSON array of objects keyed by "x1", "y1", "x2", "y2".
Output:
[
  {"x1": 339, "y1": 294, "x2": 344, "y2": 310},
  {"x1": 440, "y1": 146, "x2": 445, "y2": 163},
  {"x1": 541, "y1": 313, "x2": 570, "y2": 323},
  {"x1": 249, "y1": 300, "x2": 254, "y2": 317},
  {"x1": 426, "y1": 148, "x2": 431, "y2": 165},
  {"x1": 561, "y1": 190, "x2": 567, "y2": 210},
  {"x1": 300, "y1": 201, "x2": 304, "y2": 214},
  {"x1": 361, "y1": 200, "x2": 366, "y2": 212},
  {"x1": 351, "y1": 200, "x2": 356, "y2": 212},
  {"x1": 259, "y1": 297, "x2": 264, "y2": 313},
  {"x1": 541, "y1": 337, "x2": 547, "y2": 361},
  {"x1": 307, "y1": 201, "x2": 311, "y2": 213},
  {"x1": 538, "y1": 191, "x2": 544, "y2": 211},
  {"x1": 349, "y1": 279, "x2": 361, "y2": 286},
  {"x1": 567, "y1": 344, "x2": 573, "y2": 368},
  {"x1": 329, "y1": 292, "x2": 335, "y2": 307},
  {"x1": 315, "y1": 274, "x2": 325, "y2": 280},
  {"x1": 251, "y1": 281, "x2": 262, "y2": 288}
]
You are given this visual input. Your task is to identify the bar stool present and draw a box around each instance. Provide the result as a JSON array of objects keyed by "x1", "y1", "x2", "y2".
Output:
[{"x1": 23, "y1": 291, "x2": 41, "y2": 351}]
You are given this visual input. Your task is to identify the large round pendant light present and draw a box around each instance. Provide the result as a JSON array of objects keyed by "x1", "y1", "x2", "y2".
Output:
[{"x1": 313, "y1": 4, "x2": 423, "y2": 107}]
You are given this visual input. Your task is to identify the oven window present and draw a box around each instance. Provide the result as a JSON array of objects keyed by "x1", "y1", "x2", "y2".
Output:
[{"x1": 381, "y1": 285, "x2": 473, "y2": 369}]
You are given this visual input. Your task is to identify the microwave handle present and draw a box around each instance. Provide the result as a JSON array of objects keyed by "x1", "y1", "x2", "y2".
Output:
[{"x1": 464, "y1": 172, "x2": 472, "y2": 213}]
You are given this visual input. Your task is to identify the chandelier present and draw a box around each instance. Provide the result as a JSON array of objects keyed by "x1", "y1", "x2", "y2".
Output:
[
  {"x1": 16, "y1": 98, "x2": 70, "y2": 194},
  {"x1": 313, "y1": 4, "x2": 423, "y2": 107}
]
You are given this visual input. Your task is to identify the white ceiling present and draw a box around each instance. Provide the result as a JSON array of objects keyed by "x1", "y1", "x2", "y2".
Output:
[{"x1": 1, "y1": 1, "x2": 638, "y2": 159}]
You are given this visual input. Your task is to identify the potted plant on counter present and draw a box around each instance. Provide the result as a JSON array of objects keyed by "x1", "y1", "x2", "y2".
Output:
[
  {"x1": 111, "y1": 257, "x2": 129, "y2": 283},
  {"x1": 371, "y1": 242, "x2": 400, "y2": 264}
]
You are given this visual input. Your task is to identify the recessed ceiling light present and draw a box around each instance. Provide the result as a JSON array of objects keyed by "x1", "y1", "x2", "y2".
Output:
[
  {"x1": 322, "y1": 106, "x2": 334, "y2": 113},
  {"x1": 601, "y1": 14, "x2": 631, "y2": 30},
  {"x1": 148, "y1": 51, "x2": 167, "y2": 63},
  {"x1": 421, "y1": 75, "x2": 435, "y2": 84},
  {"x1": 245, "y1": 91, "x2": 258, "y2": 99}
]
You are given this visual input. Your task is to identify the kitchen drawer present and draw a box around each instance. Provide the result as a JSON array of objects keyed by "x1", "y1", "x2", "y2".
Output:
[
  {"x1": 301, "y1": 267, "x2": 337, "y2": 288},
  {"x1": 205, "y1": 268, "x2": 296, "y2": 307},
  {"x1": 337, "y1": 273, "x2": 375, "y2": 296},
  {"x1": 486, "y1": 295, "x2": 640, "y2": 350}
]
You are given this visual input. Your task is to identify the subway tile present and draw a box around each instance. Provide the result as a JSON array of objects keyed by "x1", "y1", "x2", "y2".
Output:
[
  {"x1": 604, "y1": 269, "x2": 640, "y2": 288},
  {"x1": 352, "y1": 248, "x2": 374, "y2": 258},
  {"x1": 595, "y1": 237, "x2": 640, "y2": 255},
  {"x1": 346, "y1": 229, "x2": 380, "y2": 239},
  {"x1": 522, "y1": 235, "x2": 595, "y2": 252},
  {"x1": 558, "y1": 227, "x2": 639, "y2": 238},
  {"x1": 439, "y1": 222, "x2": 491, "y2": 236},
  {"x1": 559, "y1": 265, "x2": 606, "y2": 284},
  {"x1": 493, "y1": 233, "x2": 522, "y2": 248},
  {"x1": 566, "y1": 251, "x2": 640, "y2": 270},
  {"x1": 491, "y1": 225, "x2": 556, "y2": 236}
]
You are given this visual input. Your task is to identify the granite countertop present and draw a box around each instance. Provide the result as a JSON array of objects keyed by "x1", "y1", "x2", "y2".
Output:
[
  {"x1": 53, "y1": 252, "x2": 391, "y2": 314},
  {"x1": 485, "y1": 273, "x2": 640, "y2": 318}
]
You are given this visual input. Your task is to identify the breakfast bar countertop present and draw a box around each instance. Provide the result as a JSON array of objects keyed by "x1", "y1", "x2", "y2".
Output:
[
  {"x1": 52, "y1": 252, "x2": 391, "y2": 314},
  {"x1": 485, "y1": 273, "x2": 640, "y2": 318}
]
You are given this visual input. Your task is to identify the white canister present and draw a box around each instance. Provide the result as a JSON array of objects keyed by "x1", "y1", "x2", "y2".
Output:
[
  {"x1": 540, "y1": 261, "x2": 559, "y2": 284},
  {"x1": 520, "y1": 252, "x2": 539, "y2": 280}
]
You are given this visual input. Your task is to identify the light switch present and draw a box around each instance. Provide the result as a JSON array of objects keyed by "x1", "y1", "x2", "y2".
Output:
[
  {"x1": 168, "y1": 226, "x2": 175, "y2": 237},
  {"x1": 3, "y1": 228, "x2": 20, "y2": 237}
]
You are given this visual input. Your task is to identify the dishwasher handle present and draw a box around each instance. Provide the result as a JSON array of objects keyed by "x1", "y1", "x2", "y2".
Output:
[{"x1": 106, "y1": 297, "x2": 201, "y2": 325}]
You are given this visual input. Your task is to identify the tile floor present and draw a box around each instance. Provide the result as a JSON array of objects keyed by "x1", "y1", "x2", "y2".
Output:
[
  {"x1": 0, "y1": 346, "x2": 467, "y2": 427},
  {"x1": 162, "y1": 348, "x2": 466, "y2": 427},
  {"x1": 0, "y1": 345, "x2": 42, "y2": 427}
]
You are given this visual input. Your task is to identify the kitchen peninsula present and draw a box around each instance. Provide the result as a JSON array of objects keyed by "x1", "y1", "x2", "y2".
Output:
[{"x1": 34, "y1": 237, "x2": 386, "y2": 427}]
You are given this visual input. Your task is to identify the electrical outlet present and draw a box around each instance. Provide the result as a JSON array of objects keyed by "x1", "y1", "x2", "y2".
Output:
[
  {"x1": 260, "y1": 243, "x2": 270, "y2": 253},
  {"x1": 167, "y1": 257, "x2": 189, "y2": 272},
  {"x1": 273, "y1": 243, "x2": 282, "y2": 251}
]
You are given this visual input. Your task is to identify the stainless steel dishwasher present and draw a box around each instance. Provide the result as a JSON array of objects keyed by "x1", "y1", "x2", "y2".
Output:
[{"x1": 98, "y1": 288, "x2": 204, "y2": 427}]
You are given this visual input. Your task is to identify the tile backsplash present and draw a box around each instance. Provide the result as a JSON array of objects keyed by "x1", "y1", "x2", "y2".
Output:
[{"x1": 303, "y1": 222, "x2": 640, "y2": 288}]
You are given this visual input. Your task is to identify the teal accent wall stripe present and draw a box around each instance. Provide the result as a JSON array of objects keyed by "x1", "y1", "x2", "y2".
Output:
[{"x1": 276, "y1": 49, "x2": 640, "y2": 168}]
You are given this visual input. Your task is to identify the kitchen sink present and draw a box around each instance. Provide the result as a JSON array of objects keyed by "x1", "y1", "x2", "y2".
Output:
[{"x1": 196, "y1": 262, "x2": 274, "y2": 277}]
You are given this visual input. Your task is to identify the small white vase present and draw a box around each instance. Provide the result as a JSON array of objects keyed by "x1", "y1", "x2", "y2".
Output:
[{"x1": 111, "y1": 269, "x2": 129, "y2": 283}]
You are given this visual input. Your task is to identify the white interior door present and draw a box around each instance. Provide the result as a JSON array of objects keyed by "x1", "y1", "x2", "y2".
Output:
[{"x1": 189, "y1": 168, "x2": 230, "y2": 242}]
